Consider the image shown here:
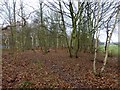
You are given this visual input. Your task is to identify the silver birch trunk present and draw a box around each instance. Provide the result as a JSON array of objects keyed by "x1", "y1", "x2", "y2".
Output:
[
  {"x1": 93, "y1": 0, "x2": 101, "y2": 75},
  {"x1": 100, "y1": 9, "x2": 119, "y2": 73}
]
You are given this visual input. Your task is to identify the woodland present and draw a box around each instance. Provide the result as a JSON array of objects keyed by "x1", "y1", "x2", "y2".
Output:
[{"x1": 0, "y1": 0, "x2": 120, "y2": 89}]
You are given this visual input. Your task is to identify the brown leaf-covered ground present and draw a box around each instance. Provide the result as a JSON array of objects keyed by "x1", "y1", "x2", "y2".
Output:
[{"x1": 2, "y1": 48, "x2": 120, "y2": 89}]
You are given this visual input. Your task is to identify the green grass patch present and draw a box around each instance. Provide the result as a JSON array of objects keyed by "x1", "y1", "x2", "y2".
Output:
[
  {"x1": 98, "y1": 44, "x2": 119, "y2": 56},
  {"x1": 19, "y1": 81, "x2": 33, "y2": 88}
]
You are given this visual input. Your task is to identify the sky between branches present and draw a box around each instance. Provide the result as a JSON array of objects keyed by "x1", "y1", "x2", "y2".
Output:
[{"x1": 0, "y1": 0, "x2": 119, "y2": 42}]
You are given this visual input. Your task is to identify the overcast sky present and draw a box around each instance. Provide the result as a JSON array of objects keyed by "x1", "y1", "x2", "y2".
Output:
[{"x1": 0, "y1": 0, "x2": 119, "y2": 42}]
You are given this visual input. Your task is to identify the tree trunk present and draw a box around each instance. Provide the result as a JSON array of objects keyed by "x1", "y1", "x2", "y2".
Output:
[
  {"x1": 93, "y1": 1, "x2": 101, "y2": 75},
  {"x1": 100, "y1": 9, "x2": 119, "y2": 73},
  {"x1": 59, "y1": 1, "x2": 72, "y2": 57}
]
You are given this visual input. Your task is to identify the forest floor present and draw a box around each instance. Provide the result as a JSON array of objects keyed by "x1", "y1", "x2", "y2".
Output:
[{"x1": 2, "y1": 48, "x2": 120, "y2": 89}]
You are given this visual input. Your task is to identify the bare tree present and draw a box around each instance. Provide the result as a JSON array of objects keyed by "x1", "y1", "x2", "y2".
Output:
[
  {"x1": 92, "y1": 1, "x2": 119, "y2": 75},
  {"x1": 1, "y1": 0, "x2": 27, "y2": 52},
  {"x1": 100, "y1": 5, "x2": 120, "y2": 73},
  {"x1": 93, "y1": 0, "x2": 101, "y2": 75}
]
